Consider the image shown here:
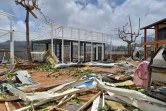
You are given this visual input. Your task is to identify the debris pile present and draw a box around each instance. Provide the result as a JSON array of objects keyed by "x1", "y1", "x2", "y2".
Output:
[{"x1": 0, "y1": 51, "x2": 166, "y2": 111}]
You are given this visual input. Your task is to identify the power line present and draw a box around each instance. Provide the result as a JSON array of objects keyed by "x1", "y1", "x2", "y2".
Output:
[{"x1": 37, "y1": 2, "x2": 54, "y2": 24}]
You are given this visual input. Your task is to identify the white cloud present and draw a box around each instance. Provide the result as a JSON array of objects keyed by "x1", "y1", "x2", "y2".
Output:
[{"x1": 1, "y1": 0, "x2": 166, "y2": 46}]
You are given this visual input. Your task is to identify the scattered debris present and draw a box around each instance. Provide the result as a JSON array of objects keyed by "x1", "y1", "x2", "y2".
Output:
[
  {"x1": 0, "y1": 58, "x2": 165, "y2": 111},
  {"x1": 87, "y1": 62, "x2": 114, "y2": 68},
  {"x1": 31, "y1": 51, "x2": 45, "y2": 63},
  {"x1": 5, "y1": 102, "x2": 10, "y2": 111},
  {"x1": 15, "y1": 70, "x2": 38, "y2": 85},
  {"x1": 134, "y1": 61, "x2": 149, "y2": 86},
  {"x1": 105, "y1": 100, "x2": 126, "y2": 110},
  {"x1": 45, "y1": 50, "x2": 59, "y2": 65}
]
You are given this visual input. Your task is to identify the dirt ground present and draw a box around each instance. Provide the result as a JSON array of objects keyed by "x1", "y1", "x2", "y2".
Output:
[{"x1": 0, "y1": 60, "x2": 140, "y2": 110}]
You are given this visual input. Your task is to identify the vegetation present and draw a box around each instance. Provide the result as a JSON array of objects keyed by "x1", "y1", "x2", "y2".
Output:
[
  {"x1": 98, "y1": 102, "x2": 109, "y2": 111},
  {"x1": 73, "y1": 69, "x2": 94, "y2": 77},
  {"x1": 34, "y1": 62, "x2": 58, "y2": 72},
  {"x1": 124, "y1": 104, "x2": 138, "y2": 111},
  {"x1": 3, "y1": 72, "x2": 15, "y2": 80},
  {"x1": 35, "y1": 100, "x2": 58, "y2": 110},
  {"x1": 0, "y1": 92, "x2": 9, "y2": 98},
  {"x1": 47, "y1": 73, "x2": 61, "y2": 78},
  {"x1": 22, "y1": 100, "x2": 58, "y2": 111},
  {"x1": 11, "y1": 83, "x2": 27, "y2": 87},
  {"x1": 71, "y1": 97, "x2": 80, "y2": 104}
]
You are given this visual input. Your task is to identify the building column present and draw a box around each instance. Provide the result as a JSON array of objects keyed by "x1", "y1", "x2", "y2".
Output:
[
  {"x1": 54, "y1": 40, "x2": 57, "y2": 56},
  {"x1": 59, "y1": 44, "x2": 62, "y2": 61},
  {"x1": 70, "y1": 41, "x2": 73, "y2": 62},
  {"x1": 104, "y1": 43, "x2": 105, "y2": 59},
  {"x1": 96, "y1": 45, "x2": 99, "y2": 60},
  {"x1": 144, "y1": 29, "x2": 147, "y2": 60},
  {"x1": 84, "y1": 42, "x2": 86, "y2": 62},
  {"x1": 10, "y1": 30, "x2": 14, "y2": 65},
  {"x1": 62, "y1": 26, "x2": 64, "y2": 63},
  {"x1": 91, "y1": 43, "x2": 93, "y2": 62},
  {"x1": 78, "y1": 42, "x2": 80, "y2": 62},
  {"x1": 94, "y1": 44, "x2": 96, "y2": 61},
  {"x1": 155, "y1": 24, "x2": 159, "y2": 50},
  {"x1": 46, "y1": 43, "x2": 49, "y2": 50},
  {"x1": 102, "y1": 43, "x2": 104, "y2": 61}
]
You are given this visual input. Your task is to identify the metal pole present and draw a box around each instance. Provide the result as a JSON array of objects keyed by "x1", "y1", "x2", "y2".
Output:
[
  {"x1": 96, "y1": 44, "x2": 98, "y2": 60},
  {"x1": 70, "y1": 42, "x2": 71, "y2": 63},
  {"x1": 10, "y1": 17, "x2": 14, "y2": 66},
  {"x1": 78, "y1": 29, "x2": 80, "y2": 62},
  {"x1": 10, "y1": 30, "x2": 14, "y2": 65},
  {"x1": 51, "y1": 23, "x2": 54, "y2": 56},
  {"x1": 70, "y1": 27, "x2": 72, "y2": 63},
  {"x1": 102, "y1": 34, "x2": 104, "y2": 61},
  {"x1": 110, "y1": 36, "x2": 112, "y2": 60},
  {"x1": 54, "y1": 29, "x2": 57, "y2": 55},
  {"x1": 62, "y1": 26, "x2": 64, "y2": 63},
  {"x1": 91, "y1": 32, "x2": 93, "y2": 62}
]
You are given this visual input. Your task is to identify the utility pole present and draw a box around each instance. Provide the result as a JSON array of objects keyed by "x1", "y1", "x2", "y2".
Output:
[{"x1": 15, "y1": 0, "x2": 40, "y2": 62}]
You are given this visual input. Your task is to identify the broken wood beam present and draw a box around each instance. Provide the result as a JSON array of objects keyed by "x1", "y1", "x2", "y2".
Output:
[
  {"x1": 0, "y1": 96, "x2": 20, "y2": 102},
  {"x1": 77, "y1": 91, "x2": 102, "y2": 111},
  {"x1": 14, "y1": 82, "x2": 97, "y2": 111},
  {"x1": 5, "y1": 102, "x2": 10, "y2": 111},
  {"x1": 51, "y1": 94, "x2": 76, "y2": 111},
  {"x1": 20, "y1": 79, "x2": 74, "y2": 93},
  {"x1": 91, "y1": 94, "x2": 100, "y2": 111}
]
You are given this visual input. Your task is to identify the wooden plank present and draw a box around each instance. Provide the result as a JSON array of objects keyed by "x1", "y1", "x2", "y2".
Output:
[
  {"x1": 91, "y1": 95, "x2": 100, "y2": 111},
  {"x1": 0, "y1": 96, "x2": 19, "y2": 102},
  {"x1": 47, "y1": 81, "x2": 76, "y2": 93},
  {"x1": 14, "y1": 82, "x2": 97, "y2": 111},
  {"x1": 51, "y1": 95, "x2": 76, "y2": 111},
  {"x1": 53, "y1": 107, "x2": 68, "y2": 111},
  {"x1": 141, "y1": 40, "x2": 166, "y2": 46},
  {"x1": 56, "y1": 95, "x2": 76, "y2": 107},
  {"x1": 5, "y1": 102, "x2": 10, "y2": 111},
  {"x1": 77, "y1": 91, "x2": 102, "y2": 111},
  {"x1": 20, "y1": 79, "x2": 74, "y2": 93},
  {"x1": 58, "y1": 95, "x2": 69, "y2": 105},
  {"x1": 27, "y1": 81, "x2": 96, "y2": 101}
]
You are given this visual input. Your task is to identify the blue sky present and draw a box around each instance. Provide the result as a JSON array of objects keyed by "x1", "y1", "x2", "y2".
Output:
[{"x1": 0, "y1": 0, "x2": 166, "y2": 45}]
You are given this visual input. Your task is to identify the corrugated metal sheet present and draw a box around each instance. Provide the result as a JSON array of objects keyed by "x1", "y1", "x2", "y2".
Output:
[{"x1": 16, "y1": 70, "x2": 38, "y2": 85}]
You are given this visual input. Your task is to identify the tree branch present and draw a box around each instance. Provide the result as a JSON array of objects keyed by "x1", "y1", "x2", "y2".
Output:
[{"x1": 15, "y1": 0, "x2": 26, "y2": 7}]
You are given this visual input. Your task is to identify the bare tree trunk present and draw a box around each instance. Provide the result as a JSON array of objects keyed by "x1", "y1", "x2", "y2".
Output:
[
  {"x1": 128, "y1": 42, "x2": 133, "y2": 58},
  {"x1": 25, "y1": 9, "x2": 32, "y2": 62},
  {"x1": 127, "y1": 44, "x2": 129, "y2": 56}
]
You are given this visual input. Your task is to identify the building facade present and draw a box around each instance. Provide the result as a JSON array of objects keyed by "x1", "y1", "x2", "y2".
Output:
[{"x1": 140, "y1": 18, "x2": 166, "y2": 60}]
